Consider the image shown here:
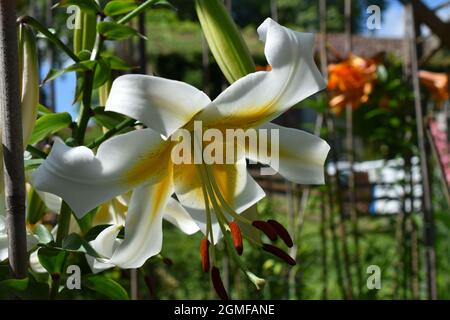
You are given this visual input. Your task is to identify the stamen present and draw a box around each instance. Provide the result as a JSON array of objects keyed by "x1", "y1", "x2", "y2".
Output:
[
  {"x1": 267, "y1": 219, "x2": 294, "y2": 247},
  {"x1": 262, "y1": 244, "x2": 296, "y2": 266},
  {"x1": 211, "y1": 266, "x2": 229, "y2": 300},
  {"x1": 252, "y1": 220, "x2": 278, "y2": 241},
  {"x1": 246, "y1": 271, "x2": 266, "y2": 290},
  {"x1": 229, "y1": 221, "x2": 243, "y2": 255},
  {"x1": 200, "y1": 238, "x2": 210, "y2": 272}
]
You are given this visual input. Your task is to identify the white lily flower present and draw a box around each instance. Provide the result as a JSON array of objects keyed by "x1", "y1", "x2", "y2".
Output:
[{"x1": 33, "y1": 18, "x2": 330, "y2": 269}]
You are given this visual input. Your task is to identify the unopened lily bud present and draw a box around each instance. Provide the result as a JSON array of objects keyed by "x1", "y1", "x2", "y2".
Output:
[
  {"x1": 18, "y1": 23, "x2": 39, "y2": 147},
  {"x1": 73, "y1": 9, "x2": 97, "y2": 54},
  {"x1": 246, "y1": 271, "x2": 266, "y2": 291},
  {"x1": 229, "y1": 221, "x2": 243, "y2": 255},
  {"x1": 195, "y1": 0, "x2": 255, "y2": 83}
]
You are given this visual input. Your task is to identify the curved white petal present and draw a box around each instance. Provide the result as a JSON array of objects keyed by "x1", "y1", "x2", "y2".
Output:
[
  {"x1": 106, "y1": 75, "x2": 211, "y2": 138},
  {"x1": 163, "y1": 198, "x2": 200, "y2": 235},
  {"x1": 30, "y1": 250, "x2": 47, "y2": 273},
  {"x1": 110, "y1": 170, "x2": 173, "y2": 269},
  {"x1": 197, "y1": 18, "x2": 325, "y2": 129},
  {"x1": 174, "y1": 158, "x2": 265, "y2": 244},
  {"x1": 37, "y1": 191, "x2": 62, "y2": 214},
  {"x1": 32, "y1": 129, "x2": 171, "y2": 218},
  {"x1": 86, "y1": 225, "x2": 122, "y2": 273},
  {"x1": 247, "y1": 123, "x2": 330, "y2": 184},
  {"x1": 0, "y1": 233, "x2": 8, "y2": 262}
]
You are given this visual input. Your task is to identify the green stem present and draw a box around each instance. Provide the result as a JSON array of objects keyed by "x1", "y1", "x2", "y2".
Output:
[
  {"x1": 118, "y1": 0, "x2": 158, "y2": 24},
  {"x1": 55, "y1": 201, "x2": 72, "y2": 247},
  {"x1": 17, "y1": 16, "x2": 80, "y2": 63},
  {"x1": 87, "y1": 118, "x2": 136, "y2": 149},
  {"x1": 75, "y1": 69, "x2": 94, "y2": 145}
]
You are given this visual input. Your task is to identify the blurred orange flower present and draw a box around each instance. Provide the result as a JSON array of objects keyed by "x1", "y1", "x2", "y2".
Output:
[
  {"x1": 327, "y1": 55, "x2": 377, "y2": 114},
  {"x1": 418, "y1": 70, "x2": 449, "y2": 106}
]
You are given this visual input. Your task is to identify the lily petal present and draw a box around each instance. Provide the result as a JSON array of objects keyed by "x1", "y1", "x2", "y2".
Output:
[
  {"x1": 164, "y1": 198, "x2": 200, "y2": 235},
  {"x1": 174, "y1": 158, "x2": 265, "y2": 243},
  {"x1": 32, "y1": 129, "x2": 171, "y2": 218},
  {"x1": 197, "y1": 18, "x2": 325, "y2": 129},
  {"x1": 0, "y1": 216, "x2": 39, "y2": 261},
  {"x1": 106, "y1": 75, "x2": 211, "y2": 138},
  {"x1": 87, "y1": 224, "x2": 122, "y2": 273},
  {"x1": 247, "y1": 123, "x2": 330, "y2": 184},
  {"x1": 110, "y1": 168, "x2": 173, "y2": 269}
]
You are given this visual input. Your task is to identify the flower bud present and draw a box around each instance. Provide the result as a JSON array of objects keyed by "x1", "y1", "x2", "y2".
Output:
[
  {"x1": 195, "y1": 0, "x2": 255, "y2": 83},
  {"x1": 73, "y1": 9, "x2": 97, "y2": 54},
  {"x1": 246, "y1": 271, "x2": 266, "y2": 291},
  {"x1": 18, "y1": 23, "x2": 39, "y2": 147}
]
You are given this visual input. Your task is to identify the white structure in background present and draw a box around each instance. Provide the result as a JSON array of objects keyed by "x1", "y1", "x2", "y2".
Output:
[{"x1": 327, "y1": 157, "x2": 422, "y2": 215}]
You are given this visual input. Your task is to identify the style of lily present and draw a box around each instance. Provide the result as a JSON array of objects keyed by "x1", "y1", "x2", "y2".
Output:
[
  {"x1": 328, "y1": 54, "x2": 377, "y2": 114},
  {"x1": 33, "y1": 18, "x2": 330, "y2": 295}
]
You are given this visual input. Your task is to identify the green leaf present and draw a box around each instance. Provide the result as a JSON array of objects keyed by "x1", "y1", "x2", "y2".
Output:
[
  {"x1": 29, "y1": 113, "x2": 72, "y2": 145},
  {"x1": 38, "y1": 103, "x2": 53, "y2": 115},
  {"x1": 42, "y1": 61, "x2": 96, "y2": 84},
  {"x1": 37, "y1": 247, "x2": 67, "y2": 275},
  {"x1": 97, "y1": 21, "x2": 139, "y2": 40},
  {"x1": 63, "y1": 233, "x2": 100, "y2": 258},
  {"x1": 85, "y1": 275, "x2": 129, "y2": 300},
  {"x1": 0, "y1": 278, "x2": 49, "y2": 300},
  {"x1": 103, "y1": 54, "x2": 132, "y2": 71},
  {"x1": 34, "y1": 224, "x2": 54, "y2": 244},
  {"x1": 93, "y1": 58, "x2": 111, "y2": 89},
  {"x1": 27, "y1": 188, "x2": 47, "y2": 225},
  {"x1": 104, "y1": 0, "x2": 139, "y2": 16},
  {"x1": 25, "y1": 159, "x2": 44, "y2": 171},
  {"x1": 93, "y1": 107, "x2": 127, "y2": 129},
  {"x1": 54, "y1": 0, "x2": 100, "y2": 15}
]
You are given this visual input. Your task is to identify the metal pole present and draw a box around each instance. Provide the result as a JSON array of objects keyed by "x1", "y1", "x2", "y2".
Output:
[
  {"x1": 406, "y1": 2, "x2": 437, "y2": 300},
  {"x1": 0, "y1": 0, "x2": 28, "y2": 279}
]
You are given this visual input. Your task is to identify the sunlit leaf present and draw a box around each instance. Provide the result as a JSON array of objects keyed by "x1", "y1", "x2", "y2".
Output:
[{"x1": 29, "y1": 112, "x2": 72, "y2": 145}]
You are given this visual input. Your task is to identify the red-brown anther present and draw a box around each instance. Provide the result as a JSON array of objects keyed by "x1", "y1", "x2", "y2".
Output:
[
  {"x1": 267, "y1": 219, "x2": 294, "y2": 248},
  {"x1": 211, "y1": 267, "x2": 229, "y2": 300},
  {"x1": 229, "y1": 221, "x2": 243, "y2": 255},
  {"x1": 200, "y1": 239, "x2": 210, "y2": 272},
  {"x1": 252, "y1": 220, "x2": 278, "y2": 241},
  {"x1": 262, "y1": 244, "x2": 296, "y2": 266}
]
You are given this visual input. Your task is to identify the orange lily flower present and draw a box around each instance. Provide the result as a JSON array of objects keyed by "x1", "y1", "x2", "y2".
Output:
[
  {"x1": 327, "y1": 54, "x2": 377, "y2": 114},
  {"x1": 419, "y1": 70, "x2": 449, "y2": 107}
]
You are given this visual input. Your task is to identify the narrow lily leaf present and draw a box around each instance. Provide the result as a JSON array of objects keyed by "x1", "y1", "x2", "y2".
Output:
[
  {"x1": 93, "y1": 107, "x2": 127, "y2": 129},
  {"x1": 37, "y1": 247, "x2": 67, "y2": 275},
  {"x1": 25, "y1": 159, "x2": 45, "y2": 171},
  {"x1": 33, "y1": 224, "x2": 54, "y2": 244},
  {"x1": 102, "y1": 53, "x2": 132, "y2": 71},
  {"x1": 62, "y1": 233, "x2": 100, "y2": 258},
  {"x1": 104, "y1": 0, "x2": 139, "y2": 16},
  {"x1": 84, "y1": 275, "x2": 130, "y2": 300},
  {"x1": 29, "y1": 112, "x2": 72, "y2": 145},
  {"x1": 97, "y1": 21, "x2": 140, "y2": 41},
  {"x1": 0, "y1": 278, "x2": 49, "y2": 300},
  {"x1": 93, "y1": 58, "x2": 111, "y2": 89},
  {"x1": 54, "y1": 0, "x2": 100, "y2": 15},
  {"x1": 27, "y1": 188, "x2": 47, "y2": 225},
  {"x1": 42, "y1": 60, "x2": 96, "y2": 84},
  {"x1": 38, "y1": 103, "x2": 53, "y2": 115}
]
